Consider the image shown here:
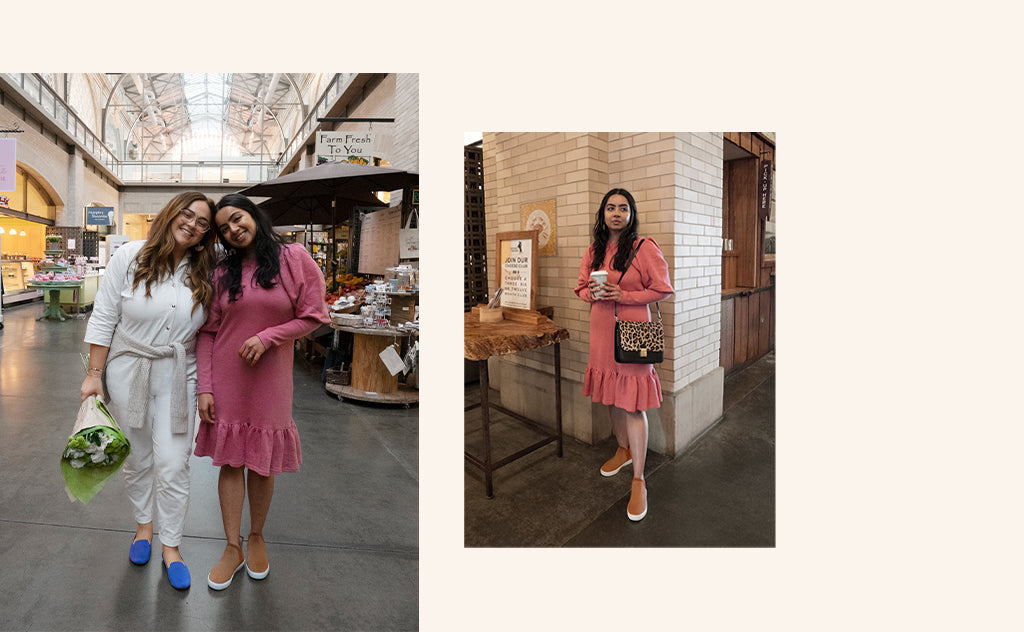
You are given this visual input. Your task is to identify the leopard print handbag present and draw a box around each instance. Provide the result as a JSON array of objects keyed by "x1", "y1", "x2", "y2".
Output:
[
  {"x1": 614, "y1": 303, "x2": 664, "y2": 364},
  {"x1": 612, "y1": 239, "x2": 665, "y2": 364}
]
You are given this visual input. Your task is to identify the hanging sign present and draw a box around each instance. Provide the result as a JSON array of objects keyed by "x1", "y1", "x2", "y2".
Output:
[
  {"x1": 86, "y1": 206, "x2": 115, "y2": 226},
  {"x1": 316, "y1": 131, "x2": 376, "y2": 165},
  {"x1": 0, "y1": 139, "x2": 15, "y2": 191},
  {"x1": 759, "y1": 159, "x2": 773, "y2": 219}
]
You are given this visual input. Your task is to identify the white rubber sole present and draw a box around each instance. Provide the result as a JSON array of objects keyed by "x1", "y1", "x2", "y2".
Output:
[
  {"x1": 207, "y1": 561, "x2": 244, "y2": 590},
  {"x1": 246, "y1": 562, "x2": 269, "y2": 580},
  {"x1": 627, "y1": 506, "x2": 647, "y2": 521},
  {"x1": 600, "y1": 458, "x2": 632, "y2": 477},
  {"x1": 627, "y1": 482, "x2": 647, "y2": 521}
]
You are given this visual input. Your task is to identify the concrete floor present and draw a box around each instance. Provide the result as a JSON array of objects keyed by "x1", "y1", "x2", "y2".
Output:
[
  {"x1": 0, "y1": 301, "x2": 418, "y2": 631},
  {"x1": 465, "y1": 352, "x2": 775, "y2": 547}
]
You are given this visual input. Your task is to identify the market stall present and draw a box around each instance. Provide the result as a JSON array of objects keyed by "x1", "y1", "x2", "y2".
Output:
[
  {"x1": 322, "y1": 268, "x2": 419, "y2": 405},
  {"x1": 240, "y1": 162, "x2": 420, "y2": 403}
]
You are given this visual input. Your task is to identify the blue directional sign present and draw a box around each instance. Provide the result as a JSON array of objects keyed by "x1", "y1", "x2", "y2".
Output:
[{"x1": 86, "y1": 206, "x2": 114, "y2": 226}]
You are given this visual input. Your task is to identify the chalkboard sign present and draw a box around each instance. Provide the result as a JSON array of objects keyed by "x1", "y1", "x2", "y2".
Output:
[{"x1": 357, "y1": 206, "x2": 402, "y2": 275}]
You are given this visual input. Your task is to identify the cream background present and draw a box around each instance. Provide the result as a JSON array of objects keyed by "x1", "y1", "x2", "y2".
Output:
[{"x1": 9, "y1": 2, "x2": 1023, "y2": 630}]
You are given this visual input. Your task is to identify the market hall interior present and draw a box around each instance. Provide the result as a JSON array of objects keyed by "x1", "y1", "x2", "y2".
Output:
[
  {"x1": 0, "y1": 73, "x2": 419, "y2": 630},
  {"x1": 0, "y1": 302, "x2": 418, "y2": 630}
]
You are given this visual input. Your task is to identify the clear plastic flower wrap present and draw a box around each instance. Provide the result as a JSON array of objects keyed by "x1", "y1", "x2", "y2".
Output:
[{"x1": 60, "y1": 395, "x2": 131, "y2": 504}]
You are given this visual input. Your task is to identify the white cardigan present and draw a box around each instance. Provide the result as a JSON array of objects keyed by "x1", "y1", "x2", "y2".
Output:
[{"x1": 84, "y1": 241, "x2": 206, "y2": 434}]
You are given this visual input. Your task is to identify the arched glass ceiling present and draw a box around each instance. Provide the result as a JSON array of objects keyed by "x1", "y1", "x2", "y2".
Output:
[{"x1": 100, "y1": 72, "x2": 311, "y2": 163}]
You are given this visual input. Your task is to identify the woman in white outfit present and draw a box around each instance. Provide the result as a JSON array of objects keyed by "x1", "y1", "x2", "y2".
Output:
[{"x1": 80, "y1": 191, "x2": 218, "y2": 590}]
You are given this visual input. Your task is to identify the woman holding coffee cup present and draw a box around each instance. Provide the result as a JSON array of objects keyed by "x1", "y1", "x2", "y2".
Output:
[{"x1": 574, "y1": 188, "x2": 673, "y2": 521}]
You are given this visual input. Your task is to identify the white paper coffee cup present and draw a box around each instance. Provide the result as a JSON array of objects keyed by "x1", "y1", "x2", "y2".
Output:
[{"x1": 590, "y1": 270, "x2": 607, "y2": 297}]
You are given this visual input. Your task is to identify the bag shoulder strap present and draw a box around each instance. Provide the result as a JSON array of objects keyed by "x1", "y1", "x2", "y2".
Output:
[
  {"x1": 615, "y1": 238, "x2": 645, "y2": 285},
  {"x1": 613, "y1": 239, "x2": 661, "y2": 321}
]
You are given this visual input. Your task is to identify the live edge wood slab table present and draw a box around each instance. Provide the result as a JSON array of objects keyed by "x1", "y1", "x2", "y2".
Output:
[{"x1": 464, "y1": 309, "x2": 569, "y2": 497}]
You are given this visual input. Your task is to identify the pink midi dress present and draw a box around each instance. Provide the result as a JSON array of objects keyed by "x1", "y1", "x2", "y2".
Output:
[
  {"x1": 195, "y1": 243, "x2": 329, "y2": 476},
  {"x1": 574, "y1": 238, "x2": 673, "y2": 412}
]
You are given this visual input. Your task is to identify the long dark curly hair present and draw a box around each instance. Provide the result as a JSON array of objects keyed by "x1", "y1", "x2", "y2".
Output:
[
  {"x1": 590, "y1": 188, "x2": 640, "y2": 273},
  {"x1": 214, "y1": 193, "x2": 286, "y2": 302}
]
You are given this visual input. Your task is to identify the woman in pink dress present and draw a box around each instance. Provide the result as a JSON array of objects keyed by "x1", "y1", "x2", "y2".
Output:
[
  {"x1": 575, "y1": 188, "x2": 673, "y2": 522},
  {"x1": 196, "y1": 193, "x2": 328, "y2": 590}
]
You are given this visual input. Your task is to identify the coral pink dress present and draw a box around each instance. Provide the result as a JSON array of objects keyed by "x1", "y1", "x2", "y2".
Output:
[
  {"x1": 195, "y1": 244, "x2": 329, "y2": 476},
  {"x1": 575, "y1": 238, "x2": 673, "y2": 412}
]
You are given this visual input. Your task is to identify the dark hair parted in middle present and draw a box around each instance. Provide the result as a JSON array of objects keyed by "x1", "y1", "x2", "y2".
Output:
[
  {"x1": 590, "y1": 188, "x2": 640, "y2": 273},
  {"x1": 214, "y1": 193, "x2": 287, "y2": 302}
]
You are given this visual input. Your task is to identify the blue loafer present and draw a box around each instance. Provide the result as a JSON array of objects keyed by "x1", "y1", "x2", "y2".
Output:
[
  {"x1": 129, "y1": 539, "x2": 151, "y2": 565},
  {"x1": 162, "y1": 554, "x2": 191, "y2": 590}
]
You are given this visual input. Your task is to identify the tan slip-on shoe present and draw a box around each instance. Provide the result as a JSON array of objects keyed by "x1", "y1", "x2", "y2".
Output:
[
  {"x1": 208, "y1": 538, "x2": 245, "y2": 590},
  {"x1": 627, "y1": 478, "x2": 647, "y2": 521},
  {"x1": 246, "y1": 532, "x2": 269, "y2": 580},
  {"x1": 600, "y1": 446, "x2": 632, "y2": 477}
]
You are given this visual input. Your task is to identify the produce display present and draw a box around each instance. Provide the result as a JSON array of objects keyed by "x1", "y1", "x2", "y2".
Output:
[
  {"x1": 325, "y1": 273, "x2": 369, "y2": 318},
  {"x1": 336, "y1": 272, "x2": 367, "y2": 290},
  {"x1": 29, "y1": 271, "x2": 83, "y2": 283}
]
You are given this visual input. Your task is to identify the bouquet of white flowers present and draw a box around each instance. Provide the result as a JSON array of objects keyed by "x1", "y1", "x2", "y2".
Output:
[{"x1": 60, "y1": 395, "x2": 131, "y2": 504}]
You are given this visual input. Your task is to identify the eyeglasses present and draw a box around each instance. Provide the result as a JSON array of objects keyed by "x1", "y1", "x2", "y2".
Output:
[{"x1": 179, "y1": 207, "x2": 211, "y2": 233}]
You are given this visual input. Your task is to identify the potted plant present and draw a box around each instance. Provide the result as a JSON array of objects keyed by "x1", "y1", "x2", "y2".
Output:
[{"x1": 44, "y1": 234, "x2": 63, "y2": 255}]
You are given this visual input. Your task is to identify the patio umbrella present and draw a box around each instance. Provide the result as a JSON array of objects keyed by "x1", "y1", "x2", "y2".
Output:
[
  {"x1": 239, "y1": 161, "x2": 418, "y2": 201},
  {"x1": 256, "y1": 190, "x2": 385, "y2": 227},
  {"x1": 239, "y1": 162, "x2": 418, "y2": 288}
]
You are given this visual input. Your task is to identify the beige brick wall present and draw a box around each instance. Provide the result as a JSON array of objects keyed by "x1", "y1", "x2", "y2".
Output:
[
  {"x1": 481, "y1": 132, "x2": 726, "y2": 451},
  {"x1": 2, "y1": 94, "x2": 120, "y2": 227},
  {"x1": 118, "y1": 186, "x2": 240, "y2": 217},
  {"x1": 1, "y1": 104, "x2": 75, "y2": 213},
  {"x1": 392, "y1": 73, "x2": 419, "y2": 172},
  {"x1": 82, "y1": 168, "x2": 117, "y2": 210},
  {"x1": 320, "y1": 74, "x2": 417, "y2": 174}
]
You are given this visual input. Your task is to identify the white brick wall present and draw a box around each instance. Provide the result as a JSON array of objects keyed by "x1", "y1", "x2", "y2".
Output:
[{"x1": 482, "y1": 132, "x2": 726, "y2": 434}]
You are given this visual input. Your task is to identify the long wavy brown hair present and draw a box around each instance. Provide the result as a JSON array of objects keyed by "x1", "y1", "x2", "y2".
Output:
[{"x1": 131, "y1": 191, "x2": 218, "y2": 315}]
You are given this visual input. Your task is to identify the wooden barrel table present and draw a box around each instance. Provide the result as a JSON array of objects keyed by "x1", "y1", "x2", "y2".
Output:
[{"x1": 326, "y1": 324, "x2": 418, "y2": 406}]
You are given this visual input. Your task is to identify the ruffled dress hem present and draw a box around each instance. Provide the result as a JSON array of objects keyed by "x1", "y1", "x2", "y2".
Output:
[
  {"x1": 582, "y1": 366, "x2": 663, "y2": 412},
  {"x1": 194, "y1": 420, "x2": 301, "y2": 477}
]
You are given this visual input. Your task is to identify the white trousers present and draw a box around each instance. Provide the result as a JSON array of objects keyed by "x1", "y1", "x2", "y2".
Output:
[{"x1": 111, "y1": 359, "x2": 196, "y2": 548}]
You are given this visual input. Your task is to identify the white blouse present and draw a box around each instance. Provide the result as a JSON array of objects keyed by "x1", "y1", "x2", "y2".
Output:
[{"x1": 84, "y1": 240, "x2": 206, "y2": 385}]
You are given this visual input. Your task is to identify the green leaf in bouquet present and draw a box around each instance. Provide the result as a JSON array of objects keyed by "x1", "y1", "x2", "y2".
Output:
[{"x1": 60, "y1": 397, "x2": 132, "y2": 504}]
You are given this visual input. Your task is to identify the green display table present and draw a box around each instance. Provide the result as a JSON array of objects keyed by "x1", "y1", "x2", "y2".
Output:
[{"x1": 26, "y1": 281, "x2": 85, "y2": 321}]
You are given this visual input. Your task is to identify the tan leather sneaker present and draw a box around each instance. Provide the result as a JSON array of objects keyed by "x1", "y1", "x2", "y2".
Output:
[
  {"x1": 627, "y1": 478, "x2": 647, "y2": 521},
  {"x1": 600, "y1": 446, "x2": 632, "y2": 477},
  {"x1": 246, "y1": 532, "x2": 270, "y2": 580},
  {"x1": 207, "y1": 539, "x2": 245, "y2": 590}
]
